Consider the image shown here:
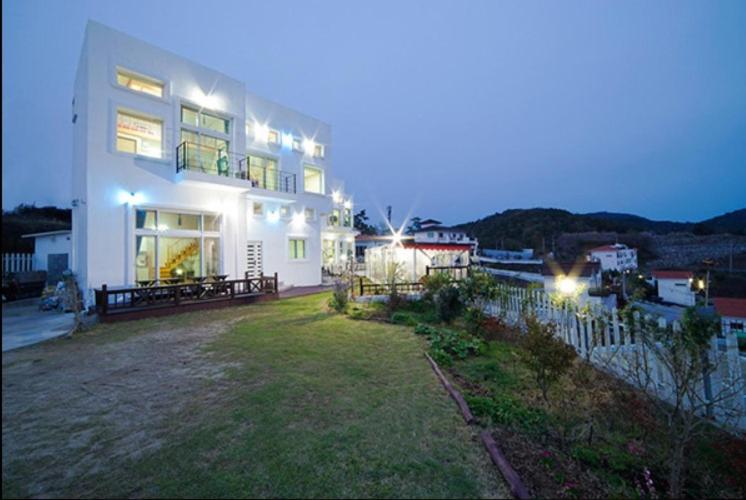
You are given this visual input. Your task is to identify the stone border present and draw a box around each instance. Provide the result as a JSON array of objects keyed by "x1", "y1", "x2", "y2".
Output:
[{"x1": 424, "y1": 352, "x2": 530, "y2": 499}]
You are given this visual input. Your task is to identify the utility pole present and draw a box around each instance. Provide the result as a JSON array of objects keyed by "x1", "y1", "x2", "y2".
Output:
[{"x1": 386, "y1": 205, "x2": 392, "y2": 225}]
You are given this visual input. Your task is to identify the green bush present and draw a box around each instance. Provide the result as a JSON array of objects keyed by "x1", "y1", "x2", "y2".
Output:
[
  {"x1": 391, "y1": 311, "x2": 418, "y2": 326},
  {"x1": 519, "y1": 316, "x2": 577, "y2": 402},
  {"x1": 429, "y1": 328, "x2": 484, "y2": 362},
  {"x1": 434, "y1": 285, "x2": 463, "y2": 323},
  {"x1": 414, "y1": 323, "x2": 439, "y2": 336},
  {"x1": 571, "y1": 445, "x2": 601, "y2": 467},
  {"x1": 422, "y1": 273, "x2": 452, "y2": 302},
  {"x1": 466, "y1": 394, "x2": 548, "y2": 432},
  {"x1": 328, "y1": 281, "x2": 349, "y2": 313}
]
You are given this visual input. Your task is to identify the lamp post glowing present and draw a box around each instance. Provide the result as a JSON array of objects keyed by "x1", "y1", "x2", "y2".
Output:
[{"x1": 557, "y1": 276, "x2": 578, "y2": 296}]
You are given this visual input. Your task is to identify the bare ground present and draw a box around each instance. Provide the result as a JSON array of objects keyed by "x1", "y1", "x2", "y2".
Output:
[{"x1": 2, "y1": 308, "x2": 251, "y2": 498}]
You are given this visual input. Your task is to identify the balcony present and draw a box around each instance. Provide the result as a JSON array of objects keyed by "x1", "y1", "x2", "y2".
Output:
[{"x1": 176, "y1": 142, "x2": 296, "y2": 194}]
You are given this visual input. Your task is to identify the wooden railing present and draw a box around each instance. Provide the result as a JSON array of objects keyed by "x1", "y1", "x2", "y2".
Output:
[
  {"x1": 425, "y1": 265, "x2": 471, "y2": 280},
  {"x1": 95, "y1": 274, "x2": 278, "y2": 321},
  {"x1": 358, "y1": 280, "x2": 423, "y2": 296}
]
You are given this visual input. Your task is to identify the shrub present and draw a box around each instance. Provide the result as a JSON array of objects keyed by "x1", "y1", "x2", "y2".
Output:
[
  {"x1": 519, "y1": 316, "x2": 577, "y2": 402},
  {"x1": 391, "y1": 311, "x2": 418, "y2": 326},
  {"x1": 429, "y1": 328, "x2": 484, "y2": 363},
  {"x1": 434, "y1": 285, "x2": 463, "y2": 323},
  {"x1": 422, "y1": 273, "x2": 452, "y2": 302},
  {"x1": 414, "y1": 323, "x2": 438, "y2": 336},
  {"x1": 328, "y1": 281, "x2": 349, "y2": 312},
  {"x1": 466, "y1": 394, "x2": 548, "y2": 432}
]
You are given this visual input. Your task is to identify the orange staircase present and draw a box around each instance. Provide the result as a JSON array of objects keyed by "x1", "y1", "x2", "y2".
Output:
[{"x1": 159, "y1": 241, "x2": 199, "y2": 279}]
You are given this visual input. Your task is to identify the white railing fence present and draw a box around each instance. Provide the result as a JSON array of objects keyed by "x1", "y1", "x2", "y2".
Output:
[
  {"x1": 486, "y1": 285, "x2": 746, "y2": 431},
  {"x1": 2, "y1": 253, "x2": 34, "y2": 275}
]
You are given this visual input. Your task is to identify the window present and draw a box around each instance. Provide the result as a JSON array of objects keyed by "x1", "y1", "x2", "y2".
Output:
[
  {"x1": 245, "y1": 154, "x2": 278, "y2": 190},
  {"x1": 330, "y1": 209, "x2": 341, "y2": 226},
  {"x1": 133, "y1": 209, "x2": 221, "y2": 283},
  {"x1": 268, "y1": 129, "x2": 280, "y2": 145},
  {"x1": 731, "y1": 321, "x2": 744, "y2": 332},
  {"x1": 181, "y1": 105, "x2": 229, "y2": 135},
  {"x1": 343, "y1": 208, "x2": 352, "y2": 227},
  {"x1": 304, "y1": 208, "x2": 315, "y2": 221},
  {"x1": 116, "y1": 110, "x2": 162, "y2": 158},
  {"x1": 292, "y1": 137, "x2": 303, "y2": 152},
  {"x1": 289, "y1": 238, "x2": 307, "y2": 260},
  {"x1": 180, "y1": 129, "x2": 229, "y2": 174},
  {"x1": 116, "y1": 69, "x2": 163, "y2": 98},
  {"x1": 314, "y1": 143, "x2": 325, "y2": 158},
  {"x1": 253, "y1": 202, "x2": 264, "y2": 216},
  {"x1": 280, "y1": 206, "x2": 290, "y2": 218},
  {"x1": 304, "y1": 165, "x2": 324, "y2": 194}
]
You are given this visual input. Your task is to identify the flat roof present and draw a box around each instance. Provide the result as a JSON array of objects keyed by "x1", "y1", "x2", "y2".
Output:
[{"x1": 21, "y1": 230, "x2": 71, "y2": 239}]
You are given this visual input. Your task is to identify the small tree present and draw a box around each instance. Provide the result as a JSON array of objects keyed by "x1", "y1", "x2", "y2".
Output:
[
  {"x1": 328, "y1": 280, "x2": 349, "y2": 312},
  {"x1": 61, "y1": 270, "x2": 84, "y2": 334},
  {"x1": 384, "y1": 261, "x2": 406, "y2": 312},
  {"x1": 519, "y1": 315, "x2": 577, "y2": 403},
  {"x1": 434, "y1": 285, "x2": 463, "y2": 323},
  {"x1": 459, "y1": 270, "x2": 499, "y2": 335},
  {"x1": 621, "y1": 307, "x2": 745, "y2": 498}
]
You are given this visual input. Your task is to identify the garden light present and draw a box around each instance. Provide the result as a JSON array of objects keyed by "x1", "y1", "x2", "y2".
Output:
[{"x1": 557, "y1": 276, "x2": 578, "y2": 296}]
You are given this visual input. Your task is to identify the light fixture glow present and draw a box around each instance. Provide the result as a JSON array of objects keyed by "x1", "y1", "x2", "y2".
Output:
[
  {"x1": 302, "y1": 138, "x2": 315, "y2": 156},
  {"x1": 292, "y1": 210, "x2": 306, "y2": 225},
  {"x1": 266, "y1": 210, "x2": 280, "y2": 223},
  {"x1": 343, "y1": 199, "x2": 353, "y2": 209},
  {"x1": 391, "y1": 230, "x2": 403, "y2": 247},
  {"x1": 117, "y1": 190, "x2": 144, "y2": 205},
  {"x1": 332, "y1": 190, "x2": 342, "y2": 204},
  {"x1": 281, "y1": 133, "x2": 294, "y2": 149},
  {"x1": 191, "y1": 88, "x2": 222, "y2": 110},
  {"x1": 557, "y1": 276, "x2": 578, "y2": 296},
  {"x1": 157, "y1": 224, "x2": 169, "y2": 231},
  {"x1": 254, "y1": 122, "x2": 269, "y2": 143}
]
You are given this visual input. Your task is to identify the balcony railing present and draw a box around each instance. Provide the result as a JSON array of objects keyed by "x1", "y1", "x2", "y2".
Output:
[{"x1": 176, "y1": 141, "x2": 296, "y2": 193}]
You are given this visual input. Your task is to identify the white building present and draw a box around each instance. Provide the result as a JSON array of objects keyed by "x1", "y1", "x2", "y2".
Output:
[
  {"x1": 21, "y1": 230, "x2": 72, "y2": 284},
  {"x1": 652, "y1": 270, "x2": 695, "y2": 307},
  {"x1": 587, "y1": 243, "x2": 638, "y2": 272},
  {"x1": 713, "y1": 298, "x2": 746, "y2": 337},
  {"x1": 71, "y1": 22, "x2": 354, "y2": 303}
]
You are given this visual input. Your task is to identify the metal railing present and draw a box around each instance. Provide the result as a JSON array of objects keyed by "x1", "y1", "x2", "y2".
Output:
[{"x1": 176, "y1": 142, "x2": 296, "y2": 193}]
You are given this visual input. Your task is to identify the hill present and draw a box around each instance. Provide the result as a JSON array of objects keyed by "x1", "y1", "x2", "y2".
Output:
[
  {"x1": 2, "y1": 204, "x2": 71, "y2": 253},
  {"x1": 456, "y1": 207, "x2": 746, "y2": 251}
]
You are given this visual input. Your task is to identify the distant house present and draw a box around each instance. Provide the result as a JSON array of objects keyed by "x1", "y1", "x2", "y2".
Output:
[
  {"x1": 21, "y1": 230, "x2": 72, "y2": 284},
  {"x1": 713, "y1": 297, "x2": 746, "y2": 337},
  {"x1": 364, "y1": 220, "x2": 477, "y2": 283},
  {"x1": 542, "y1": 261, "x2": 607, "y2": 306},
  {"x1": 587, "y1": 243, "x2": 638, "y2": 272},
  {"x1": 481, "y1": 248, "x2": 535, "y2": 262},
  {"x1": 652, "y1": 270, "x2": 695, "y2": 307}
]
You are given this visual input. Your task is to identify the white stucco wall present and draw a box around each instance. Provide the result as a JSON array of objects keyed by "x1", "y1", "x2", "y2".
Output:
[
  {"x1": 656, "y1": 278, "x2": 696, "y2": 306},
  {"x1": 72, "y1": 22, "x2": 351, "y2": 301},
  {"x1": 32, "y1": 233, "x2": 72, "y2": 271}
]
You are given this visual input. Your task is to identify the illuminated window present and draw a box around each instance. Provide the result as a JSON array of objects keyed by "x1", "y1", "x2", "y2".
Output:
[
  {"x1": 116, "y1": 110, "x2": 162, "y2": 158},
  {"x1": 330, "y1": 209, "x2": 341, "y2": 226},
  {"x1": 304, "y1": 208, "x2": 315, "y2": 220},
  {"x1": 246, "y1": 154, "x2": 278, "y2": 190},
  {"x1": 180, "y1": 129, "x2": 229, "y2": 174},
  {"x1": 181, "y1": 106, "x2": 229, "y2": 135},
  {"x1": 314, "y1": 144, "x2": 325, "y2": 158},
  {"x1": 253, "y1": 202, "x2": 264, "y2": 216},
  {"x1": 289, "y1": 239, "x2": 307, "y2": 260},
  {"x1": 303, "y1": 165, "x2": 323, "y2": 194},
  {"x1": 292, "y1": 137, "x2": 303, "y2": 152},
  {"x1": 280, "y1": 206, "x2": 290, "y2": 218},
  {"x1": 268, "y1": 129, "x2": 280, "y2": 145},
  {"x1": 344, "y1": 208, "x2": 352, "y2": 227},
  {"x1": 116, "y1": 69, "x2": 163, "y2": 98}
]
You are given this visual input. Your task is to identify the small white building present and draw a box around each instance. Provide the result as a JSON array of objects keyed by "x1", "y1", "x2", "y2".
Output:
[
  {"x1": 365, "y1": 241, "x2": 471, "y2": 283},
  {"x1": 587, "y1": 243, "x2": 638, "y2": 272},
  {"x1": 71, "y1": 22, "x2": 354, "y2": 303},
  {"x1": 21, "y1": 230, "x2": 72, "y2": 284},
  {"x1": 652, "y1": 270, "x2": 695, "y2": 307},
  {"x1": 713, "y1": 298, "x2": 746, "y2": 337}
]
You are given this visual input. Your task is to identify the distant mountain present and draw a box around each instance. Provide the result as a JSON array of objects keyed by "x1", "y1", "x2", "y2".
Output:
[{"x1": 455, "y1": 207, "x2": 746, "y2": 251}]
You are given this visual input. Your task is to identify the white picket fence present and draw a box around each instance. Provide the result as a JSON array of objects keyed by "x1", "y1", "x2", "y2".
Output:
[
  {"x1": 486, "y1": 286, "x2": 746, "y2": 431},
  {"x1": 2, "y1": 253, "x2": 34, "y2": 275}
]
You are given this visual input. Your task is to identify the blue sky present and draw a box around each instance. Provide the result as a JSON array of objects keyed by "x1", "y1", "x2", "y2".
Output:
[{"x1": 3, "y1": 0, "x2": 745, "y2": 224}]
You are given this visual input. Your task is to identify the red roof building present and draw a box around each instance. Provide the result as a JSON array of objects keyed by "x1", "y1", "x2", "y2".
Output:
[
  {"x1": 713, "y1": 298, "x2": 746, "y2": 319},
  {"x1": 652, "y1": 270, "x2": 694, "y2": 280}
]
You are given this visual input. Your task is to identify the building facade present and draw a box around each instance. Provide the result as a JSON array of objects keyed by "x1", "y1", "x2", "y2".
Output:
[
  {"x1": 587, "y1": 243, "x2": 638, "y2": 272},
  {"x1": 21, "y1": 230, "x2": 72, "y2": 285},
  {"x1": 651, "y1": 270, "x2": 695, "y2": 306},
  {"x1": 72, "y1": 22, "x2": 354, "y2": 303}
]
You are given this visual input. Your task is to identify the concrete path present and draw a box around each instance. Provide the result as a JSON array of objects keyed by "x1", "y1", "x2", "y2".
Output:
[{"x1": 2, "y1": 299, "x2": 74, "y2": 352}]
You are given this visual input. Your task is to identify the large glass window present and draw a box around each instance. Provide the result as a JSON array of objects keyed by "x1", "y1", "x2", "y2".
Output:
[
  {"x1": 289, "y1": 239, "x2": 306, "y2": 260},
  {"x1": 133, "y1": 210, "x2": 221, "y2": 283},
  {"x1": 116, "y1": 111, "x2": 162, "y2": 158},
  {"x1": 304, "y1": 165, "x2": 323, "y2": 194},
  {"x1": 159, "y1": 237, "x2": 200, "y2": 280},
  {"x1": 158, "y1": 211, "x2": 201, "y2": 231},
  {"x1": 116, "y1": 69, "x2": 164, "y2": 98},
  {"x1": 343, "y1": 208, "x2": 352, "y2": 227},
  {"x1": 181, "y1": 106, "x2": 229, "y2": 135},
  {"x1": 246, "y1": 154, "x2": 278, "y2": 190},
  {"x1": 180, "y1": 129, "x2": 229, "y2": 174},
  {"x1": 135, "y1": 236, "x2": 156, "y2": 282}
]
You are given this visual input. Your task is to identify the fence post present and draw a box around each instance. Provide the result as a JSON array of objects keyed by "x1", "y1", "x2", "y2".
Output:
[
  {"x1": 101, "y1": 284, "x2": 108, "y2": 315},
  {"x1": 359, "y1": 278, "x2": 364, "y2": 297},
  {"x1": 274, "y1": 272, "x2": 278, "y2": 293},
  {"x1": 174, "y1": 284, "x2": 181, "y2": 305}
]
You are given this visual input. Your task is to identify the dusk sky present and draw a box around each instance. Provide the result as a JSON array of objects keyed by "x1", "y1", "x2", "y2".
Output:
[{"x1": 3, "y1": 0, "x2": 745, "y2": 225}]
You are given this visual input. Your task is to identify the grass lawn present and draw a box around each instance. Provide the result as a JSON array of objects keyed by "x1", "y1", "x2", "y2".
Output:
[{"x1": 2, "y1": 293, "x2": 507, "y2": 498}]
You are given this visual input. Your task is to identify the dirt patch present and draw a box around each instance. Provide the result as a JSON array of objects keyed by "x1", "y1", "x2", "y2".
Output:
[{"x1": 2, "y1": 310, "x2": 250, "y2": 498}]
